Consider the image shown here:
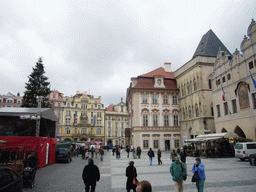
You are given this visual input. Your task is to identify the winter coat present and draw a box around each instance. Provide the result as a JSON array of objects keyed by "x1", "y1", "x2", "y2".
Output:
[
  {"x1": 82, "y1": 164, "x2": 100, "y2": 186},
  {"x1": 170, "y1": 161, "x2": 186, "y2": 182},
  {"x1": 192, "y1": 162, "x2": 206, "y2": 180},
  {"x1": 147, "y1": 149, "x2": 155, "y2": 157},
  {"x1": 126, "y1": 165, "x2": 137, "y2": 190}
]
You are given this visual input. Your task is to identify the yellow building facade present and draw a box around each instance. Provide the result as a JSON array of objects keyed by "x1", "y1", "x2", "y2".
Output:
[
  {"x1": 105, "y1": 98, "x2": 128, "y2": 147},
  {"x1": 61, "y1": 91, "x2": 105, "y2": 143}
]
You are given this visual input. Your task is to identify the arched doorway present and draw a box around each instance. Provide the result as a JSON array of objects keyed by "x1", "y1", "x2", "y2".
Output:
[
  {"x1": 63, "y1": 138, "x2": 71, "y2": 142},
  {"x1": 80, "y1": 137, "x2": 87, "y2": 142},
  {"x1": 221, "y1": 128, "x2": 227, "y2": 133},
  {"x1": 234, "y1": 126, "x2": 246, "y2": 138}
]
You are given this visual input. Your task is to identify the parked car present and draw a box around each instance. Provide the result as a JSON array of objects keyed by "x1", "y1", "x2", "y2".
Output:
[
  {"x1": 249, "y1": 153, "x2": 256, "y2": 166},
  {"x1": 234, "y1": 142, "x2": 256, "y2": 161},
  {"x1": 56, "y1": 148, "x2": 72, "y2": 163},
  {"x1": 0, "y1": 167, "x2": 23, "y2": 192}
]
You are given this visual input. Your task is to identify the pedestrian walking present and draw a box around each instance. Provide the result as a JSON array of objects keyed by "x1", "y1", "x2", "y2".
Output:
[
  {"x1": 95, "y1": 148, "x2": 99, "y2": 159},
  {"x1": 180, "y1": 150, "x2": 187, "y2": 164},
  {"x1": 25, "y1": 151, "x2": 38, "y2": 185},
  {"x1": 147, "y1": 148, "x2": 154, "y2": 165},
  {"x1": 74, "y1": 149, "x2": 77, "y2": 158},
  {"x1": 99, "y1": 148, "x2": 104, "y2": 161},
  {"x1": 91, "y1": 146, "x2": 95, "y2": 158},
  {"x1": 137, "y1": 146, "x2": 142, "y2": 159},
  {"x1": 171, "y1": 149, "x2": 178, "y2": 162},
  {"x1": 112, "y1": 147, "x2": 116, "y2": 156},
  {"x1": 157, "y1": 148, "x2": 163, "y2": 165},
  {"x1": 126, "y1": 161, "x2": 137, "y2": 192},
  {"x1": 170, "y1": 157, "x2": 186, "y2": 192},
  {"x1": 82, "y1": 158, "x2": 100, "y2": 192},
  {"x1": 192, "y1": 157, "x2": 206, "y2": 192},
  {"x1": 137, "y1": 180, "x2": 152, "y2": 192},
  {"x1": 126, "y1": 146, "x2": 130, "y2": 158}
]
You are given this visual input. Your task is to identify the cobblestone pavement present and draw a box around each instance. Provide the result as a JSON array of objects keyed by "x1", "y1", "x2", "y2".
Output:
[{"x1": 23, "y1": 150, "x2": 256, "y2": 192}]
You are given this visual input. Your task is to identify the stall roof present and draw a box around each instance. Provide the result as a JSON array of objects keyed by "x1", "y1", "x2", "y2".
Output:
[
  {"x1": 185, "y1": 132, "x2": 238, "y2": 143},
  {"x1": 0, "y1": 108, "x2": 58, "y2": 122}
]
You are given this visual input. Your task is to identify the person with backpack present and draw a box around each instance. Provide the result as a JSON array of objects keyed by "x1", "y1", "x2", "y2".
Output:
[
  {"x1": 192, "y1": 157, "x2": 206, "y2": 192},
  {"x1": 170, "y1": 157, "x2": 186, "y2": 192},
  {"x1": 147, "y1": 148, "x2": 155, "y2": 165}
]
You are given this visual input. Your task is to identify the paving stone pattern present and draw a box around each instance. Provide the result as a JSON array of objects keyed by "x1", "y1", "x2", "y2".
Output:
[{"x1": 23, "y1": 150, "x2": 256, "y2": 192}]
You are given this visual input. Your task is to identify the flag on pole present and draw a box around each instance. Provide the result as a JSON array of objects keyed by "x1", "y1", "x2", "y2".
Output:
[
  {"x1": 73, "y1": 113, "x2": 77, "y2": 123},
  {"x1": 222, "y1": 87, "x2": 226, "y2": 102},
  {"x1": 250, "y1": 73, "x2": 256, "y2": 88}
]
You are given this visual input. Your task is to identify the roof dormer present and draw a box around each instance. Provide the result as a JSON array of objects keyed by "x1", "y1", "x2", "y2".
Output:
[{"x1": 154, "y1": 75, "x2": 165, "y2": 88}]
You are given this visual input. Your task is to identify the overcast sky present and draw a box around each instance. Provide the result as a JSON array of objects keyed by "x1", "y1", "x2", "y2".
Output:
[{"x1": 0, "y1": 0, "x2": 255, "y2": 107}]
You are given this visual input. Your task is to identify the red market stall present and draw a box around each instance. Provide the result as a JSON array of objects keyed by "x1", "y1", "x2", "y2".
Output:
[{"x1": 0, "y1": 136, "x2": 56, "y2": 171}]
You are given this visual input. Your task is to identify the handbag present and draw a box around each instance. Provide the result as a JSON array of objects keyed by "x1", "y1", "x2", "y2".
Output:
[
  {"x1": 191, "y1": 172, "x2": 199, "y2": 182},
  {"x1": 133, "y1": 177, "x2": 139, "y2": 185}
]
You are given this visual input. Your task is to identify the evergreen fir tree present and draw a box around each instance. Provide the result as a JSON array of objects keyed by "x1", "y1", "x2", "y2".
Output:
[{"x1": 21, "y1": 58, "x2": 51, "y2": 108}]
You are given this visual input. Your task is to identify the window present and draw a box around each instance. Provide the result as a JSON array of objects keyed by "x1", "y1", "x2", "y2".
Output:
[
  {"x1": 115, "y1": 131, "x2": 118, "y2": 137},
  {"x1": 65, "y1": 118, "x2": 70, "y2": 125},
  {"x1": 164, "y1": 115, "x2": 169, "y2": 126},
  {"x1": 208, "y1": 79, "x2": 212, "y2": 89},
  {"x1": 108, "y1": 131, "x2": 111, "y2": 137},
  {"x1": 65, "y1": 128, "x2": 70, "y2": 134},
  {"x1": 227, "y1": 73, "x2": 231, "y2": 80},
  {"x1": 231, "y1": 99, "x2": 237, "y2": 114},
  {"x1": 67, "y1": 103, "x2": 70, "y2": 107},
  {"x1": 0, "y1": 98, "x2": 2, "y2": 102},
  {"x1": 249, "y1": 61, "x2": 254, "y2": 69},
  {"x1": 7, "y1": 99, "x2": 13, "y2": 103},
  {"x1": 181, "y1": 86, "x2": 184, "y2": 96},
  {"x1": 91, "y1": 112, "x2": 93, "y2": 117},
  {"x1": 153, "y1": 140, "x2": 159, "y2": 148},
  {"x1": 91, "y1": 128, "x2": 93, "y2": 134},
  {"x1": 188, "y1": 107, "x2": 191, "y2": 118},
  {"x1": 187, "y1": 82, "x2": 190, "y2": 94},
  {"x1": 153, "y1": 115, "x2": 158, "y2": 126},
  {"x1": 143, "y1": 115, "x2": 148, "y2": 127},
  {"x1": 173, "y1": 96, "x2": 178, "y2": 105},
  {"x1": 211, "y1": 107, "x2": 214, "y2": 116},
  {"x1": 194, "y1": 79, "x2": 197, "y2": 91},
  {"x1": 223, "y1": 102, "x2": 229, "y2": 115},
  {"x1": 115, "y1": 122, "x2": 118, "y2": 128},
  {"x1": 222, "y1": 76, "x2": 226, "y2": 83},
  {"x1": 216, "y1": 79, "x2": 221, "y2": 85},
  {"x1": 216, "y1": 105, "x2": 221, "y2": 117},
  {"x1": 75, "y1": 104, "x2": 78, "y2": 108},
  {"x1": 81, "y1": 128, "x2": 87, "y2": 134},
  {"x1": 97, "y1": 112, "x2": 101, "y2": 117},
  {"x1": 58, "y1": 103, "x2": 60, "y2": 107},
  {"x1": 174, "y1": 140, "x2": 179, "y2": 148},
  {"x1": 108, "y1": 122, "x2": 111, "y2": 128},
  {"x1": 121, "y1": 105, "x2": 124, "y2": 112},
  {"x1": 121, "y1": 122, "x2": 124, "y2": 129},
  {"x1": 183, "y1": 108, "x2": 185, "y2": 120},
  {"x1": 173, "y1": 115, "x2": 178, "y2": 126},
  {"x1": 195, "y1": 104, "x2": 199, "y2": 117},
  {"x1": 96, "y1": 128, "x2": 101, "y2": 134},
  {"x1": 252, "y1": 93, "x2": 256, "y2": 109},
  {"x1": 97, "y1": 120, "x2": 101, "y2": 126},
  {"x1": 152, "y1": 95, "x2": 157, "y2": 104},
  {"x1": 163, "y1": 95, "x2": 168, "y2": 104},
  {"x1": 91, "y1": 119, "x2": 94, "y2": 125},
  {"x1": 66, "y1": 110, "x2": 71, "y2": 116},
  {"x1": 74, "y1": 128, "x2": 77, "y2": 134},
  {"x1": 143, "y1": 140, "x2": 149, "y2": 149},
  {"x1": 142, "y1": 94, "x2": 148, "y2": 103}
]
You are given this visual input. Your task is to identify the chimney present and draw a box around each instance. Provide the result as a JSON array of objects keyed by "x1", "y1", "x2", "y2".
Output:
[
  {"x1": 121, "y1": 97, "x2": 123, "y2": 102},
  {"x1": 164, "y1": 62, "x2": 172, "y2": 72}
]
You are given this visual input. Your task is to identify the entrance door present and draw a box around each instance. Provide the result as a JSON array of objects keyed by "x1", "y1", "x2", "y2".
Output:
[{"x1": 165, "y1": 140, "x2": 170, "y2": 151}]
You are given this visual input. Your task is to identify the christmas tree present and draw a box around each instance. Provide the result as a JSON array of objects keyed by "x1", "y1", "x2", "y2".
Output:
[{"x1": 21, "y1": 58, "x2": 51, "y2": 108}]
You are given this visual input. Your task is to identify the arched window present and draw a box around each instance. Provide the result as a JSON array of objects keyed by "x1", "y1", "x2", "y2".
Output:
[
  {"x1": 195, "y1": 104, "x2": 199, "y2": 117},
  {"x1": 188, "y1": 106, "x2": 191, "y2": 118},
  {"x1": 187, "y1": 82, "x2": 190, "y2": 94},
  {"x1": 194, "y1": 78, "x2": 197, "y2": 91},
  {"x1": 96, "y1": 128, "x2": 101, "y2": 135},
  {"x1": 183, "y1": 108, "x2": 185, "y2": 120}
]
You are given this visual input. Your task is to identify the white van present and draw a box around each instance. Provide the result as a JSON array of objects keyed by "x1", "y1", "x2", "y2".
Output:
[{"x1": 234, "y1": 142, "x2": 256, "y2": 161}]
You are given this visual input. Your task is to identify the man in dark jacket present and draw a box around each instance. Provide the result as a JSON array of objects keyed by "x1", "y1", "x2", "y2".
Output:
[
  {"x1": 147, "y1": 148, "x2": 154, "y2": 165},
  {"x1": 82, "y1": 158, "x2": 100, "y2": 192}
]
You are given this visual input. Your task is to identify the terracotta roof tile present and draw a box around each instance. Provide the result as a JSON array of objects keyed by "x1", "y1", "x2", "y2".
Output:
[
  {"x1": 140, "y1": 67, "x2": 174, "y2": 79},
  {"x1": 106, "y1": 104, "x2": 115, "y2": 111}
]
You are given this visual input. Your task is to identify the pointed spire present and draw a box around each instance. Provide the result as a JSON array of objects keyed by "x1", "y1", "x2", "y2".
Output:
[{"x1": 192, "y1": 29, "x2": 231, "y2": 59}]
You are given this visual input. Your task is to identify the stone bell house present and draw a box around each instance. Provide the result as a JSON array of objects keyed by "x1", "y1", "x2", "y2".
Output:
[
  {"x1": 126, "y1": 63, "x2": 181, "y2": 151},
  {"x1": 212, "y1": 19, "x2": 256, "y2": 141},
  {"x1": 174, "y1": 29, "x2": 231, "y2": 143}
]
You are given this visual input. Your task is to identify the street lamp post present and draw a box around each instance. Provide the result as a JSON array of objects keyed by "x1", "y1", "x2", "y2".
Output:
[{"x1": 36, "y1": 96, "x2": 43, "y2": 137}]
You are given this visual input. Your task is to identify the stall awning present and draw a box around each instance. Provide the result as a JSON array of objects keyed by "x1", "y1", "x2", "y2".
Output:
[{"x1": 185, "y1": 132, "x2": 238, "y2": 143}]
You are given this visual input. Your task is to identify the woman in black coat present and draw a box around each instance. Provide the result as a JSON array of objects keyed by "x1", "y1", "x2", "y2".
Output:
[{"x1": 126, "y1": 161, "x2": 137, "y2": 192}]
